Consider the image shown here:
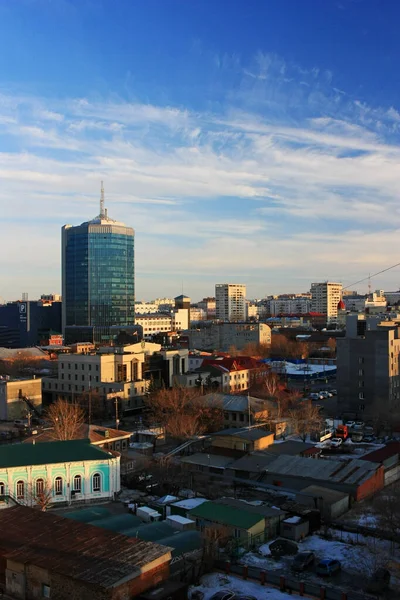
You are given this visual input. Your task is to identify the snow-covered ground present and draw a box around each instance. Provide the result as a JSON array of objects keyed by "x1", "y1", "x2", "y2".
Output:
[
  {"x1": 189, "y1": 573, "x2": 305, "y2": 600},
  {"x1": 241, "y1": 530, "x2": 400, "y2": 589}
]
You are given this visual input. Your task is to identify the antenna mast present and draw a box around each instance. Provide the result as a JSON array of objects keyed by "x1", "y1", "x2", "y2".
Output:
[{"x1": 100, "y1": 181, "x2": 105, "y2": 217}]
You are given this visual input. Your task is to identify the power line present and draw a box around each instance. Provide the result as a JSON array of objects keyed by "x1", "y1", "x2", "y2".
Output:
[{"x1": 343, "y1": 260, "x2": 400, "y2": 291}]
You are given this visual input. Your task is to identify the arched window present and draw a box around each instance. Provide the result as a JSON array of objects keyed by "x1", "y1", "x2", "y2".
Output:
[
  {"x1": 16, "y1": 480, "x2": 25, "y2": 499},
  {"x1": 36, "y1": 478, "x2": 44, "y2": 496},
  {"x1": 73, "y1": 474, "x2": 82, "y2": 492},
  {"x1": 54, "y1": 477, "x2": 63, "y2": 496},
  {"x1": 0, "y1": 482, "x2": 5, "y2": 496},
  {"x1": 92, "y1": 473, "x2": 101, "y2": 492}
]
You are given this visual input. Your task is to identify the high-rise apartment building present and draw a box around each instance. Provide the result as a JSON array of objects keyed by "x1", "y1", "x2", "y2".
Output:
[
  {"x1": 337, "y1": 314, "x2": 400, "y2": 422},
  {"x1": 62, "y1": 184, "x2": 135, "y2": 344},
  {"x1": 311, "y1": 282, "x2": 343, "y2": 321},
  {"x1": 215, "y1": 284, "x2": 246, "y2": 322}
]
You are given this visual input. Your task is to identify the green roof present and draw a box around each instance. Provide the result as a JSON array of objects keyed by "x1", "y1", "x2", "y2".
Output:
[
  {"x1": 89, "y1": 514, "x2": 142, "y2": 532},
  {"x1": 0, "y1": 439, "x2": 110, "y2": 469},
  {"x1": 123, "y1": 521, "x2": 177, "y2": 541},
  {"x1": 158, "y1": 531, "x2": 202, "y2": 557},
  {"x1": 64, "y1": 506, "x2": 112, "y2": 523},
  {"x1": 189, "y1": 501, "x2": 264, "y2": 530}
]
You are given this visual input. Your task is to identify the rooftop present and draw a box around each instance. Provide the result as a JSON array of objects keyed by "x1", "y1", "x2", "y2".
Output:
[
  {"x1": 0, "y1": 438, "x2": 111, "y2": 469},
  {"x1": 0, "y1": 506, "x2": 171, "y2": 589},
  {"x1": 212, "y1": 427, "x2": 273, "y2": 442},
  {"x1": 264, "y1": 441, "x2": 316, "y2": 456},
  {"x1": 229, "y1": 453, "x2": 278, "y2": 473},
  {"x1": 189, "y1": 500, "x2": 264, "y2": 530},
  {"x1": 180, "y1": 453, "x2": 233, "y2": 469},
  {"x1": 299, "y1": 485, "x2": 349, "y2": 503},
  {"x1": 217, "y1": 497, "x2": 285, "y2": 518},
  {"x1": 24, "y1": 424, "x2": 132, "y2": 445},
  {"x1": 202, "y1": 393, "x2": 273, "y2": 413},
  {"x1": 261, "y1": 455, "x2": 380, "y2": 486},
  {"x1": 170, "y1": 497, "x2": 208, "y2": 510},
  {"x1": 360, "y1": 442, "x2": 400, "y2": 464}
]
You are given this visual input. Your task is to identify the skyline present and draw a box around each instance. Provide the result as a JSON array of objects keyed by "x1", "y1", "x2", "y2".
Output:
[{"x1": 1, "y1": 1, "x2": 400, "y2": 300}]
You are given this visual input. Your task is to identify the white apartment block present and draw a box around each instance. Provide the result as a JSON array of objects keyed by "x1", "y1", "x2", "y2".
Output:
[
  {"x1": 216, "y1": 284, "x2": 246, "y2": 322},
  {"x1": 268, "y1": 297, "x2": 312, "y2": 316},
  {"x1": 311, "y1": 282, "x2": 343, "y2": 321},
  {"x1": 135, "y1": 308, "x2": 189, "y2": 340}
]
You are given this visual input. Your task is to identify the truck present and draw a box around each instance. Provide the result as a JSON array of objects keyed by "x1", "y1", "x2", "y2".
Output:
[{"x1": 335, "y1": 424, "x2": 349, "y2": 440}]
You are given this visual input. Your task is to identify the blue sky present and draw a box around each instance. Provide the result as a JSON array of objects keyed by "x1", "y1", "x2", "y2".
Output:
[{"x1": 1, "y1": 0, "x2": 400, "y2": 301}]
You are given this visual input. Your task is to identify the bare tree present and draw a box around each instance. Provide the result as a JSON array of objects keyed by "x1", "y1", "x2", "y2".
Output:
[
  {"x1": 262, "y1": 371, "x2": 280, "y2": 398},
  {"x1": 144, "y1": 386, "x2": 223, "y2": 441},
  {"x1": 27, "y1": 480, "x2": 53, "y2": 511},
  {"x1": 289, "y1": 401, "x2": 324, "y2": 442},
  {"x1": 46, "y1": 399, "x2": 85, "y2": 440}
]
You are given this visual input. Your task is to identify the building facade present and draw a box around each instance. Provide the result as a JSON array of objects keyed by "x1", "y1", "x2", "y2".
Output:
[
  {"x1": 337, "y1": 314, "x2": 400, "y2": 421},
  {"x1": 311, "y1": 282, "x2": 343, "y2": 321},
  {"x1": 216, "y1": 284, "x2": 246, "y2": 322},
  {"x1": 135, "y1": 308, "x2": 189, "y2": 341},
  {"x1": 0, "y1": 377, "x2": 42, "y2": 421},
  {"x1": 0, "y1": 298, "x2": 62, "y2": 348},
  {"x1": 183, "y1": 322, "x2": 271, "y2": 352},
  {"x1": 62, "y1": 183, "x2": 135, "y2": 344},
  {"x1": 42, "y1": 342, "x2": 157, "y2": 412},
  {"x1": 0, "y1": 439, "x2": 120, "y2": 506},
  {"x1": 268, "y1": 297, "x2": 312, "y2": 316}
]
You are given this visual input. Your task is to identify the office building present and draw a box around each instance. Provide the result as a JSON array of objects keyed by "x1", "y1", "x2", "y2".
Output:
[
  {"x1": 216, "y1": 284, "x2": 246, "y2": 322},
  {"x1": 0, "y1": 296, "x2": 62, "y2": 348},
  {"x1": 62, "y1": 183, "x2": 135, "y2": 344},
  {"x1": 311, "y1": 282, "x2": 343, "y2": 321},
  {"x1": 337, "y1": 314, "x2": 400, "y2": 421},
  {"x1": 175, "y1": 294, "x2": 191, "y2": 327}
]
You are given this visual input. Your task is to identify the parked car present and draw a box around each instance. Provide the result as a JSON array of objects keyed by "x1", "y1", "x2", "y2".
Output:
[
  {"x1": 330, "y1": 389, "x2": 337, "y2": 395},
  {"x1": 291, "y1": 551, "x2": 315, "y2": 572},
  {"x1": 351, "y1": 431, "x2": 364, "y2": 442},
  {"x1": 330, "y1": 437, "x2": 343, "y2": 448},
  {"x1": 354, "y1": 421, "x2": 365, "y2": 429},
  {"x1": 364, "y1": 426, "x2": 374, "y2": 435},
  {"x1": 310, "y1": 393, "x2": 321, "y2": 400},
  {"x1": 320, "y1": 391, "x2": 333, "y2": 398},
  {"x1": 316, "y1": 559, "x2": 341, "y2": 576},
  {"x1": 269, "y1": 538, "x2": 298, "y2": 557},
  {"x1": 345, "y1": 421, "x2": 356, "y2": 428},
  {"x1": 210, "y1": 592, "x2": 235, "y2": 600},
  {"x1": 363, "y1": 435, "x2": 375, "y2": 443}
]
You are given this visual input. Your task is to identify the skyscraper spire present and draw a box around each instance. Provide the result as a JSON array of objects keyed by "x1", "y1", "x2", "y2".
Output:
[{"x1": 100, "y1": 181, "x2": 105, "y2": 218}]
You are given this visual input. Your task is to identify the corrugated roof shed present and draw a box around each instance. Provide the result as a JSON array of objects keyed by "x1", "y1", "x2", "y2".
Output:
[
  {"x1": 158, "y1": 530, "x2": 202, "y2": 557},
  {"x1": 265, "y1": 441, "x2": 316, "y2": 456},
  {"x1": 189, "y1": 501, "x2": 264, "y2": 530},
  {"x1": 0, "y1": 506, "x2": 171, "y2": 588},
  {"x1": 360, "y1": 442, "x2": 400, "y2": 464},
  {"x1": 299, "y1": 485, "x2": 349, "y2": 503},
  {"x1": 123, "y1": 521, "x2": 177, "y2": 541},
  {"x1": 263, "y1": 455, "x2": 380, "y2": 486},
  {"x1": 0, "y1": 439, "x2": 111, "y2": 468},
  {"x1": 229, "y1": 453, "x2": 277, "y2": 473}
]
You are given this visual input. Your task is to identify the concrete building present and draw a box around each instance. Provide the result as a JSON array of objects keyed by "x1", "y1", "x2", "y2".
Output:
[
  {"x1": 311, "y1": 282, "x2": 343, "y2": 321},
  {"x1": 296, "y1": 485, "x2": 349, "y2": 521},
  {"x1": 210, "y1": 427, "x2": 274, "y2": 452},
  {"x1": 197, "y1": 297, "x2": 216, "y2": 319},
  {"x1": 174, "y1": 295, "x2": 191, "y2": 327},
  {"x1": 216, "y1": 284, "x2": 246, "y2": 322},
  {"x1": 0, "y1": 377, "x2": 42, "y2": 421},
  {"x1": 62, "y1": 183, "x2": 135, "y2": 345},
  {"x1": 135, "y1": 308, "x2": 189, "y2": 341},
  {"x1": 182, "y1": 322, "x2": 271, "y2": 352},
  {"x1": 0, "y1": 506, "x2": 172, "y2": 600},
  {"x1": 336, "y1": 314, "x2": 400, "y2": 421},
  {"x1": 41, "y1": 342, "x2": 159, "y2": 413},
  {"x1": 0, "y1": 439, "x2": 120, "y2": 506},
  {"x1": 190, "y1": 307, "x2": 206, "y2": 322},
  {"x1": 268, "y1": 297, "x2": 312, "y2": 316}
]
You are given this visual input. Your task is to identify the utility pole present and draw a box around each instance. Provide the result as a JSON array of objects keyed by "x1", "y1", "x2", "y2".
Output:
[
  {"x1": 248, "y1": 392, "x2": 251, "y2": 426},
  {"x1": 115, "y1": 397, "x2": 120, "y2": 430}
]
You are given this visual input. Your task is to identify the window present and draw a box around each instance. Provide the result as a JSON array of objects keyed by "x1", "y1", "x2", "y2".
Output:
[
  {"x1": 42, "y1": 584, "x2": 51, "y2": 598},
  {"x1": 16, "y1": 480, "x2": 25, "y2": 499},
  {"x1": 54, "y1": 477, "x2": 63, "y2": 495},
  {"x1": 36, "y1": 478, "x2": 44, "y2": 495},
  {"x1": 358, "y1": 357, "x2": 364, "y2": 365},
  {"x1": 359, "y1": 392, "x2": 365, "y2": 400},
  {"x1": 73, "y1": 474, "x2": 82, "y2": 492},
  {"x1": 358, "y1": 369, "x2": 364, "y2": 376},
  {"x1": 0, "y1": 482, "x2": 5, "y2": 495},
  {"x1": 92, "y1": 473, "x2": 101, "y2": 492},
  {"x1": 89, "y1": 364, "x2": 92, "y2": 371}
]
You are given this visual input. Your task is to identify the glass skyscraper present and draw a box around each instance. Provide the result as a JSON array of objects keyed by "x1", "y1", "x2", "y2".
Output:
[{"x1": 62, "y1": 184, "x2": 135, "y2": 344}]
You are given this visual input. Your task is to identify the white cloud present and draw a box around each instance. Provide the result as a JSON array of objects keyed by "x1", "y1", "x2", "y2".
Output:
[{"x1": 1, "y1": 54, "x2": 400, "y2": 299}]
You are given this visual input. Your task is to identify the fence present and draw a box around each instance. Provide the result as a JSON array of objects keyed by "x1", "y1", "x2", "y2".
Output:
[{"x1": 215, "y1": 561, "x2": 374, "y2": 600}]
